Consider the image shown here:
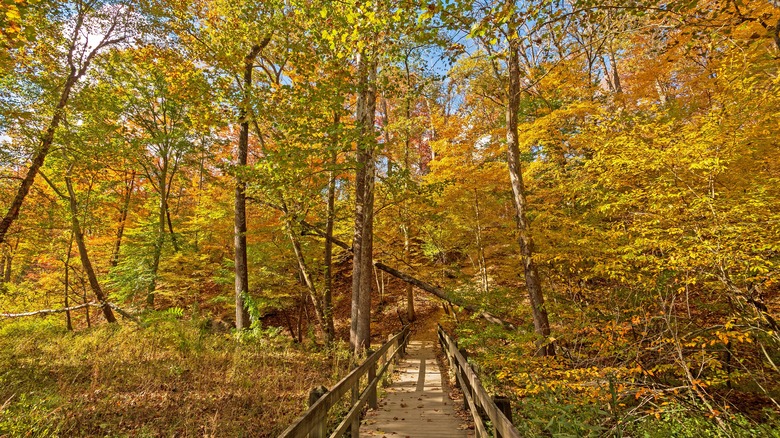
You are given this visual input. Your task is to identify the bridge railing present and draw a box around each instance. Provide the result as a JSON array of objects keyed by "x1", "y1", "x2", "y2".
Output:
[
  {"x1": 438, "y1": 324, "x2": 521, "y2": 438},
  {"x1": 278, "y1": 325, "x2": 410, "y2": 438}
]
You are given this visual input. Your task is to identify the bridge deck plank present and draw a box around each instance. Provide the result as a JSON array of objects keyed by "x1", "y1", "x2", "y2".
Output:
[{"x1": 360, "y1": 338, "x2": 472, "y2": 437}]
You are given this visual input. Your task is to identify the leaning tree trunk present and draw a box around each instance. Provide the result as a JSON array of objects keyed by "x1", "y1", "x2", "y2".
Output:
[
  {"x1": 65, "y1": 177, "x2": 116, "y2": 323},
  {"x1": 0, "y1": 69, "x2": 79, "y2": 245},
  {"x1": 350, "y1": 52, "x2": 377, "y2": 355},
  {"x1": 506, "y1": 38, "x2": 553, "y2": 356},
  {"x1": 301, "y1": 220, "x2": 516, "y2": 329},
  {"x1": 285, "y1": 219, "x2": 326, "y2": 333},
  {"x1": 0, "y1": 9, "x2": 123, "y2": 244}
]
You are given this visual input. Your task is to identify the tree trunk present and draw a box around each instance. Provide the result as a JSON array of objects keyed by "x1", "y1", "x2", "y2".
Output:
[
  {"x1": 3, "y1": 250, "x2": 11, "y2": 283},
  {"x1": 65, "y1": 177, "x2": 116, "y2": 323},
  {"x1": 374, "y1": 262, "x2": 513, "y2": 329},
  {"x1": 285, "y1": 220, "x2": 326, "y2": 334},
  {"x1": 0, "y1": 7, "x2": 120, "y2": 244},
  {"x1": 773, "y1": 19, "x2": 780, "y2": 51},
  {"x1": 351, "y1": 52, "x2": 377, "y2": 355},
  {"x1": 402, "y1": 225, "x2": 415, "y2": 322},
  {"x1": 609, "y1": 49, "x2": 622, "y2": 94},
  {"x1": 194, "y1": 146, "x2": 206, "y2": 252},
  {"x1": 322, "y1": 139, "x2": 338, "y2": 344},
  {"x1": 64, "y1": 233, "x2": 73, "y2": 331},
  {"x1": 84, "y1": 288, "x2": 91, "y2": 327},
  {"x1": 401, "y1": 85, "x2": 415, "y2": 322},
  {"x1": 147, "y1": 157, "x2": 168, "y2": 307},
  {"x1": 166, "y1": 204, "x2": 179, "y2": 252},
  {"x1": 507, "y1": 39, "x2": 553, "y2": 356},
  {"x1": 359, "y1": 160, "x2": 375, "y2": 342},
  {"x1": 111, "y1": 170, "x2": 135, "y2": 267},
  {"x1": 297, "y1": 293, "x2": 304, "y2": 343},
  {"x1": 235, "y1": 43, "x2": 264, "y2": 330},
  {"x1": 474, "y1": 189, "x2": 489, "y2": 293},
  {"x1": 0, "y1": 70, "x2": 79, "y2": 245}
]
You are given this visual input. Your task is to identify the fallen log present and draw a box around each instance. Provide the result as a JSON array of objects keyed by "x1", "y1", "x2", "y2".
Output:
[
  {"x1": 301, "y1": 221, "x2": 516, "y2": 329},
  {"x1": 107, "y1": 303, "x2": 141, "y2": 324},
  {"x1": 373, "y1": 262, "x2": 515, "y2": 330},
  {"x1": 2, "y1": 301, "x2": 140, "y2": 324},
  {"x1": 1, "y1": 303, "x2": 96, "y2": 318}
]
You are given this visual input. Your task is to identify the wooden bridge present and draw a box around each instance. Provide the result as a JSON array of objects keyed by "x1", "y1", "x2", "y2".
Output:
[{"x1": 278, "y1": 324, "x2": 521, "y2": 438}]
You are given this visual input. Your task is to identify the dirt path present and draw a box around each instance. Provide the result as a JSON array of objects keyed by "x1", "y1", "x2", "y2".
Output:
[{"x1": 360, "y1": 318, "x2": 471, "y2": 437}]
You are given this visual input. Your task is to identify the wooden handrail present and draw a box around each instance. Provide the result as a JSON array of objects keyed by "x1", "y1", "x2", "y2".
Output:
[
  {"x1": 437, "y1": 324, "x2": 521, "y2": 438},
  {"x1": 278, "y1": 326, "x2": 410, "y2": 438}
]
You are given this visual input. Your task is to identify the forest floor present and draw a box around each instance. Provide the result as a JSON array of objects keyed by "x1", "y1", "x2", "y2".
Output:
[
  {"x1": 0, "y1": 314, "x2": 356, "y2": 437},
  {"x1": 0, "y1": 277, "x2": 445, "y2": 437},
  {"x1": 2, "y1": 287, "x2": 778, "y2": 437}
]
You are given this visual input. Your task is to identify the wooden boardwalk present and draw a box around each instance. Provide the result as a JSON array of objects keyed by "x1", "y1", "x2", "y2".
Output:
[{"x1": 360, "y1": 336, "x2": 472, "y2": 437}]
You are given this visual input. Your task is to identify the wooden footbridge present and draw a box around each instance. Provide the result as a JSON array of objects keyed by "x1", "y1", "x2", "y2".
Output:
[{"x1": 278, "y1": 324, "x2": 521, "y2": 438}]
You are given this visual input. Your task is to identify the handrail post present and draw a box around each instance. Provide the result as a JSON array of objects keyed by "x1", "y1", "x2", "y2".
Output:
[
  {"x1": 349, "y1": 379, "x2": 360, "y2": 438},
  {"x1": 458, "y1": 345, "x2": 470, "y2": 411},
  {"x1": 386, "y1": 334, "x2": 394, "y2": 375},
  {"x1": 472, "y1": 362, "x2": 487, "y2": 420},
  {"x1": 401, "y1": 326, "x2": 408, "y2": 356},
  {"x1": 493, "y1": 396, "x2": 512, "y2": 438},
  {"x1": 367, "y1": 348, "x2": 377, "y2": 409},
  {"x1": 308, "y1": 386, "x2": 327, "y2": 438}
]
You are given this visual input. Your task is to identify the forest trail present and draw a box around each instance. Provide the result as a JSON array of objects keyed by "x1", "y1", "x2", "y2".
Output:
[{"x1": 360, "y1": 321, "x2": 472, "y2": 437}]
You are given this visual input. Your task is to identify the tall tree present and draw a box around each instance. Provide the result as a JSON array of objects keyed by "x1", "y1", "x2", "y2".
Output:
[
  {"x1": 235, "y1": 38, "x2": 270, "y2": 329},
  {"x1": 506, "y1": 33, "x2": 552, "y2": 355},
  {"x1": 41, "y1": 163, "x2": 117, "y2": 323},
  {"x1": 438, "y1": 0, "x2": 557, "y2": 354},
  {"x1": 64, "y1": 172, "x2": 116, "y2": 323},
  {"x1": 110, "y1": 47, "x2": 207, "y2": 307},
  {"x1": 0, "y1": 1, "x2": 129, "y2": 244},
  {"x1": 151, "y1": 0, "x2": 281, "y2": 329},
  {"x1": 350, "y1": 49, "x2": 378, "y2": 353}
]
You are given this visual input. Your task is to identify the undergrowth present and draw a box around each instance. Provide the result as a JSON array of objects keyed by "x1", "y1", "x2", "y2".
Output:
[
  {"x1": 449, "y1": 317, "x2": 780, "y2": 438},
  {"x1": 0, "y1": 315, "x2": 352, "y2": 437}
]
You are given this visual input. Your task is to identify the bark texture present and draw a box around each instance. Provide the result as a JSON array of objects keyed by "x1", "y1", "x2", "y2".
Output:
[
  {"x1": 64, "y1": 233, "x2": 73, "y2": 331},
  {"x1": 350, "y1": 52, "x2": 377, "y2": 354},
  {"x1": 322, "y1": 142, "x2": 338, "y2": 343},
  {"x1": 146, "y1": 157, "x2": 169, "y2": 307}
]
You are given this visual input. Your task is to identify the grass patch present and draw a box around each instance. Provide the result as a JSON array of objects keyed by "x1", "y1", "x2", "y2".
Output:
[{"x1": 0, "y1": 316, "x2": 352, "y2": 437}]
